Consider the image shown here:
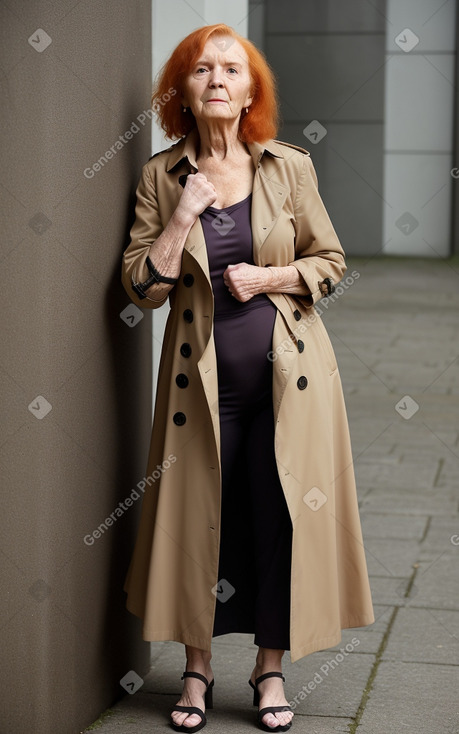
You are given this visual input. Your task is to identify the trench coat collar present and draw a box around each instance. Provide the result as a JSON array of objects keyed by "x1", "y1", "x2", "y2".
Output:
[{"x1": 165, "y1": 125, "x2": 284, "y2": 173}]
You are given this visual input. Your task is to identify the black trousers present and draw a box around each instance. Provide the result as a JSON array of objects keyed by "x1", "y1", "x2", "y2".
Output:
[{"x1": 211, "y1": 351, "x2": 293, "y2": 650}]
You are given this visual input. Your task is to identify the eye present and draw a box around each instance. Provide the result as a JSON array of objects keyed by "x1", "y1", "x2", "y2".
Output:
[
  {"x1": 195, "y1": 67, "x2": 208, "y2": 74},
  {"x1": 228, "y1": 67, "x2": 238, "y2": 74}
]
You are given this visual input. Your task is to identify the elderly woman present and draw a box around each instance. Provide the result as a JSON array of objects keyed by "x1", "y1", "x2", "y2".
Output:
[{"x1": 122, "y1": 23, "x2": 374, "y2": 734}]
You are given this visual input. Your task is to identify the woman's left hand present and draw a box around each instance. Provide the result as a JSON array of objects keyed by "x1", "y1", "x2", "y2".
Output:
[{"x1": 223, "y1": 263, "x2": 272, "y2": 302}]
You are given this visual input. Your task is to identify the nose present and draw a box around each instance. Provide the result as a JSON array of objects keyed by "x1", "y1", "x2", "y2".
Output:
[{"x1": 208, "y1": 67, "x2": 224, "y2": 87}]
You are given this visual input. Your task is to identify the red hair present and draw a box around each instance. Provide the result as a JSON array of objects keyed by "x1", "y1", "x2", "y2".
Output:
[{"x1": 151, "y1": 24, "x2": 279, "y2": 143}]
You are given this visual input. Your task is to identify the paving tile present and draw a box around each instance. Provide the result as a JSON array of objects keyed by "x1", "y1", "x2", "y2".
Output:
[
  {"x1": 150, "y1": 640, "x2": 168, "y2": 665},
  {"x1": 209, "y1": 632, "x2": 258, "y2": 649},
  {"x1": 81, "y1": 692, "x2": 164, "y2": 733},
  {"x1": 409, "y1": 553, "x2": 459, "y2": 610},
  {"x1": 360, "y1": 513, "x2": 428, "y2": 540},
  {"x1": 421, "y1": 516, "x2": 459, "y2": 551},
  {"x1": 360, "y1": 488, "x2": 458, "y2": 516},
  {"x1": 357, "y1": 661, "x2": 459, "y2": 734},
  {"x1": 327, "y1": 604, "x2": 394, "y2": 655},
  {"x1": 285, "y1": 649, "x2": 375, "y2": 718},
  {"x1": 368, "y1": 576, "x2": 413, "y2": 606},
  {"x1": 364, "y1": 538, "x2": 420, "y2": 577},
  {"x1": 382, "y1": 607, "x2": 459, "y2": 665},
  {"x1": 356, "y1": 454, "x2": 440, "y2": 492},
  {"x1": 287, "y1": 715, "x2": 354, "y2": 733},
  {"x1": 435, "y1": 459, "x2": 459, "y2": 489}
]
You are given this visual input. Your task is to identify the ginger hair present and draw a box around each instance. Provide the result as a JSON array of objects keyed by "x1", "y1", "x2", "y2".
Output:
[{"x1": 151, "y1": 23, "x2": 279, "y2": 143}]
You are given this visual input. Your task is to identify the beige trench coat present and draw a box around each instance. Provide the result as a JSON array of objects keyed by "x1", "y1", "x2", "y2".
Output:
[{"x1": 121, "y1": 126, "x2": 374, "y2": 663}]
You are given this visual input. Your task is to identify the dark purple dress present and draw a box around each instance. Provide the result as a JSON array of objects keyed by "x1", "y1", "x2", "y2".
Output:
[{"x1": 200, "y1": 193, "x2": 292, "y2": 650}]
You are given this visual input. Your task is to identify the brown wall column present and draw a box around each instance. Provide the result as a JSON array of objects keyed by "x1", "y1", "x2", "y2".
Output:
[{"x1": 0, "y1": 2, "x2": 152, "y2": 732}]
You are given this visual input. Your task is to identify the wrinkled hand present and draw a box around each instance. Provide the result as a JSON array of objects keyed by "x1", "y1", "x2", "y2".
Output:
[
  {"x1": 223, "y1": 263, "x2": 272, "y2": 302},
  {"x1": 176, "y1": 173, "x2": 217, "y2": 225}
]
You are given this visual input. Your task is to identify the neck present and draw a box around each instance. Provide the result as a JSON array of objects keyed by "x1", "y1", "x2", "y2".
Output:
[{"x1": 195, "y1": 118, "x2": 248, "y2": 161}]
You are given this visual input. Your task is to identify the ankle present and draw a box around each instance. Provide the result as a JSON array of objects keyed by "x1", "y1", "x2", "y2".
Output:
[
  {"x1": 255, "y1": 647, "x2": 284, "y2": 673},
  {"x1": 185, "y1": 645, "x2": 212, "y2": 674}
]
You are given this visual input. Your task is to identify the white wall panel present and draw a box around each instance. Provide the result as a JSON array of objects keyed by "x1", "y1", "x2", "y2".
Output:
[
  {"x1": 384, "y1": 54, "x2": 455, "y2": 151},
  {"x1": 383, "y1": 0, "x2": 456, "y2": 256}
]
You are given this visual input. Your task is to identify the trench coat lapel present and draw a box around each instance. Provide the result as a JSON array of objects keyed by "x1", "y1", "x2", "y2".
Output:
[
  {"x1": 164, "y1": 128, "x2": 288, "y2": 277},
  {"x1": 246, "y1": 137, "x2": 290, "y2": 263},
  {"x1": 250, "y1": 164, "x2": 290, "y2": 265}
]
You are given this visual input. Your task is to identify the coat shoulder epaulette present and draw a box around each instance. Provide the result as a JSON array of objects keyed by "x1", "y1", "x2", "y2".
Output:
[
  {"x1": 272, "y1": 139, "x2": 311, "y2": 157},
  {"x1": 148, "y1": 140, "x2": 180, "y2": 161}
]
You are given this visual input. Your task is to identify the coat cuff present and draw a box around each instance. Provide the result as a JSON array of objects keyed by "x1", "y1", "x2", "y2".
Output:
[{"x1": 289, "y1": 261, "x2": 340, "y2": 307}]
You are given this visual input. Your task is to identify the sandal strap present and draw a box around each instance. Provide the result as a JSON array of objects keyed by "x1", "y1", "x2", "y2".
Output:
[
  {"x1": 255, "y1": 671, "x2": 286, "y2": 686},
  {"x1": 181, "y1": 671, "x2": 209, "y2": 687},
  {"x1": 259, "y1": 705, "x2": 293, "y2": 716},
  {"x1": 173, "y1": 705, "x2": 205, "y2": 719}
]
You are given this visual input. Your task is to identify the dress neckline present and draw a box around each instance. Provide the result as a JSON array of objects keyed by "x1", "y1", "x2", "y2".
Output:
[{"x1": 205, "y1": 192, "x2": 252, "y2": 214}]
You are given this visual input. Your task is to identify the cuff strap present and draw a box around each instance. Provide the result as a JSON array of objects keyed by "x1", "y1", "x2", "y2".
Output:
[{"x1": 131, "y1": 256, "x2": 178, "y2": 299}]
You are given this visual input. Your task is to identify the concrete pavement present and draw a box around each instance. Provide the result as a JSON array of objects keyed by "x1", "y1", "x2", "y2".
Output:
[{"x1": 82, "y1": 257, "x2": 459, "y2": 734}]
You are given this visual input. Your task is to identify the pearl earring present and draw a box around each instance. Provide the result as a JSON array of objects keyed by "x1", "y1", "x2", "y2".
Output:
[
  {"x1": 183, "y1": 106, "x2": 187, "y2": 112},
  {"x1": 245, "y1": 107, "x2": 248, "y2": 114}
]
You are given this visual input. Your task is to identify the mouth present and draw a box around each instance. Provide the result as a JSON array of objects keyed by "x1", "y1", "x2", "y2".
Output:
[{"x1": 206, "y1": 99, "x2": 228, "y2": 103}]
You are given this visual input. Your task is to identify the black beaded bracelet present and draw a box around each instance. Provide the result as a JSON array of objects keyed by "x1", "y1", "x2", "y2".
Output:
[{"x1": 131, "y1": 256, "x2": 178, "y2": 299}]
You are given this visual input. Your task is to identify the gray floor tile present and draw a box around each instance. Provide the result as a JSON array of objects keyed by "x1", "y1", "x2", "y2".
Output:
[
  {"x1": 360, "y1": 488, "x2": 458, "y2": 515},
  {"x1": 360, "y1": 513, "x2": 429, "y2": 540},
  {"x1": 382, "y1": 607, "x2": 459, "y2": 664},
  {"x1": 409, "y1": 554, "x2": 459, "y2": 610},
  {"x1": 368, "y1": 575, "x2": 413, "y2": 606},
  {"x1": 364, "y1": 538, "x2": 421, "y2": 577},
  {"x1": 357, "y1": 661, "x2": 459, "y2": 734},
  {"x1": 421, "y1": 516, "x2": 459, "y2": 551},
  {"x1": 327, "y1": 604, "x2": 393, "y2": 655},
  {"x1": 285, "y1": 650, "x2": 375, "y2": 718}
]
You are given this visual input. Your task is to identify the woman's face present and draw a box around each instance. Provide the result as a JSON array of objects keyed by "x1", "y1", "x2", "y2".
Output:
[{"x1": 181, "y1": 36, "x2": 253, "y2": 124}]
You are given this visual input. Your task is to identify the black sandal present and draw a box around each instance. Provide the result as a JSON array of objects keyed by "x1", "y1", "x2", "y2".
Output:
[
  {"x1": 248, "y1": 672, "x2": 293, "y2": 732},
  {"x1": 170, "y1": 671, "x2": 214, "y2": 733}
]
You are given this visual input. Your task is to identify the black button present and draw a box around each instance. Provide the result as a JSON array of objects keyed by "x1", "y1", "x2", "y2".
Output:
[
  {"x1": 183, "y1": 309, "x2": 193, "y2": 323},
  {"x1": 180, "y1": 342, "x2": 192, "y2": 358},
  {"x1": 183, "y1": 273, "x2": 194, "y2": 287},
  {"x1": 297, "y1": 376, "x2": 308, "y2": 390},
  {"x1": 293, "y1": 309, "x2": 301, "y2": 321},
  {"x1": 176, "y1": 373, "x2": 189, "y2": 388},
  {"x1": 297, "y1": 340, "x2": 304, "y2": 353},
  {"x1": 173, "y1": 412, "x2": 186, "y2": 426}
]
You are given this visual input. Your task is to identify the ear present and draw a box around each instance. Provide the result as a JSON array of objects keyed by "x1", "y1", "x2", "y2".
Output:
[{"x1": 244, "y1": 95, "x2": 253, "y2": 109}]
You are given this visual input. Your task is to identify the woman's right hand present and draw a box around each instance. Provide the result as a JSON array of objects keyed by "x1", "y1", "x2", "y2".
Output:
[{"x1": 175, "y1": 173, "x2": 217, "y2": 225}]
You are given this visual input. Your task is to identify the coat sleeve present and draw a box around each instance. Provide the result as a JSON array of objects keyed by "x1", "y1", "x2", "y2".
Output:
[
  {"x1": 289, "y1": 154, "x2": 347, "y2": 307},
  {"x1": 121, "y1": 162, "x2": 169, "y2": 309}
]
